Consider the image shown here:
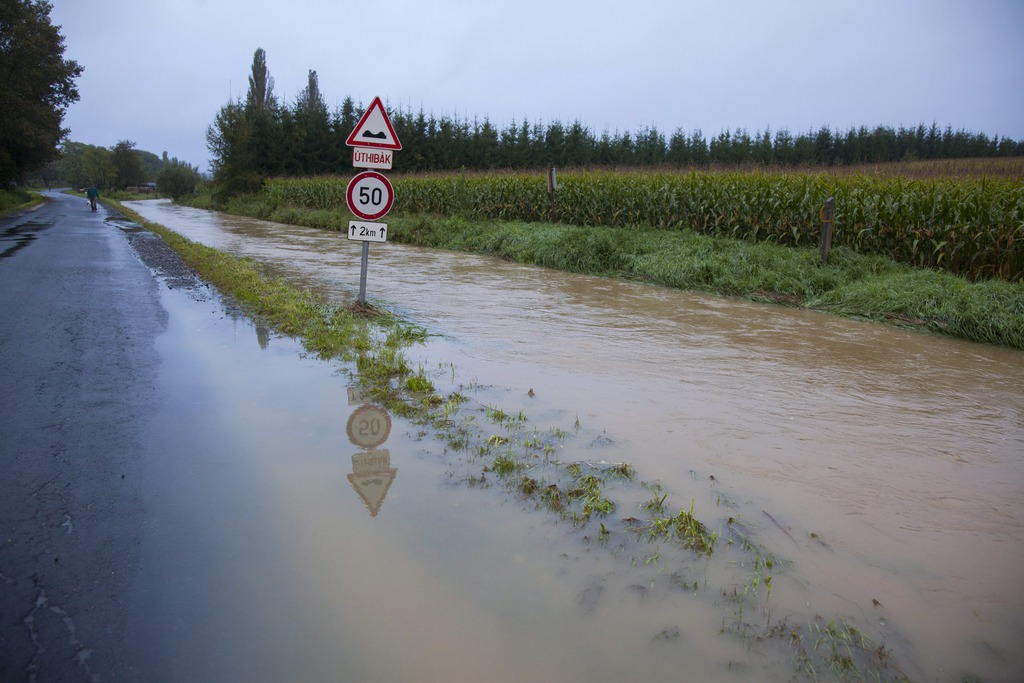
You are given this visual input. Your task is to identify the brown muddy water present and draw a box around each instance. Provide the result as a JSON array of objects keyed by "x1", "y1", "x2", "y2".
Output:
[{"x1": 125, "y1": 200, "x2": 1024, "y2": 682}]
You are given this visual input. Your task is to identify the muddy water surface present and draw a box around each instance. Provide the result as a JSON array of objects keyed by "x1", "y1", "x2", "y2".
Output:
[{"x1": 126, "y1": 200, "x2": 1024, "y2": 682}]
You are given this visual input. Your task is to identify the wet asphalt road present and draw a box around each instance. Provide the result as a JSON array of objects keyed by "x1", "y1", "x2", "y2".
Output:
[{"x1": 1, "y1": 191, "x2": 190, "y2": 681}]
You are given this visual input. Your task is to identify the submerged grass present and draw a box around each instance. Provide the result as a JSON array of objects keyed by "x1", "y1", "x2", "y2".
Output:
[{"x1": 114, "y1": 202, "x2": 378, "y2": 363}]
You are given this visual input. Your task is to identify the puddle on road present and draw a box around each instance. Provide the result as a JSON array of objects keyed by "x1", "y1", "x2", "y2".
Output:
[
  {"x1": 126, "y1": 199, "x2": 1024, "y2": 682},
  {"x1": 0, "y1": 219, "x2": 54, "y2": 259}
]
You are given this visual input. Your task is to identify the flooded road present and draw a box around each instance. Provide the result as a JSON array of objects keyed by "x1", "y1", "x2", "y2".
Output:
[{"x1": 126, "y1": 199, "x2": 1024, "y2": 682}]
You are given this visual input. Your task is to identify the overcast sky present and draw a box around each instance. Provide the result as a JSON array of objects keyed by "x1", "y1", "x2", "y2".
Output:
[{"x1": 50, "y1": 0, "x2": 1024, "y2": 173}]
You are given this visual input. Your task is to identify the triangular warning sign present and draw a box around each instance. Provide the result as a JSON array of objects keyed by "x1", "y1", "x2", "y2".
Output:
[{"x1": 346, "y1": 96, "x2": 402, "y2": 150}]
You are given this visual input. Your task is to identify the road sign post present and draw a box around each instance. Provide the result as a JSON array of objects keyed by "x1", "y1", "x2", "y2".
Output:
[
  {"x1": 357, "y1": 241, "x2": 370, "y2": 304},
  {"x1": 345, "y1": 97, "x2": 402, "y2": 305}
]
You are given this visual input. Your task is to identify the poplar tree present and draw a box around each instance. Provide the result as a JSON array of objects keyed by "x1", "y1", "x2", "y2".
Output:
[
  {"x1": 293, "y1": 69, "x2": 331, "y2": 173},
  {"x1": 245, "y1": 47, "x2": 276, "y2": 114},
  {"x1": 208, "y1": 47, "x2": 278, "y2": 197},
  {"x1": 245, "y1": 47, "x2": 281, "y2": 177}
]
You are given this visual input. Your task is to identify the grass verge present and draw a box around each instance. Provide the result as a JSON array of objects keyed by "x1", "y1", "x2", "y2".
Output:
[
  {"x1": 0, "y1": 188, "x2": 46, "y2": 215},
  {"x1": 390, "y1": 214, "x2": 1024, "y2": 349},
  {"x1": 186, "y1": 182, "x2": 1024, "y2": 350}
]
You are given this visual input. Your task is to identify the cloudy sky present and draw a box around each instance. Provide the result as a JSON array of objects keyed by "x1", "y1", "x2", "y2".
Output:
[{"x1": 50, "y1": 0, "x2": 1024, "y2": 173}]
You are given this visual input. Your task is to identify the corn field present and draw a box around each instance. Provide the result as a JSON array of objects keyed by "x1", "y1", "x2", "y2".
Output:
[{"x1": 264, "y1": 170, "x2": 1024, "y2": 282}]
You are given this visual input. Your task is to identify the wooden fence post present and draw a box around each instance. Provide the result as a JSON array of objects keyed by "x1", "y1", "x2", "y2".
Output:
[
  {"x1": 820, "y1": 196, "x2": 835, "y2": 264},
  {"x1": 547, "y1": 166, "x2": 556, "y2": 222}
]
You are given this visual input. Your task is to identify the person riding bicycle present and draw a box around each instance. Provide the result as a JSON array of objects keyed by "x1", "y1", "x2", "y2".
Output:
[{"x1": 86, "y1": 186, "x2": 99, "y2": 211}]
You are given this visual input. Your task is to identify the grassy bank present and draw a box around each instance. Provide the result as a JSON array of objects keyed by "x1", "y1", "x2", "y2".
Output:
[
  {"x1": 391, "y1": 214, "x2": 1024, "y2": 349},
  {"x1": 114, "y1": 202, "x2": 405, "y2": 364},
  {"x1": 262, "y1": 167, "x2": 1024, "y2": 281},
  {"x1": 188, "y1": 181, "x2": 1024, "y2": 350},
  {"x1": 0, "y1": 188, "x2": 45, "y2": 215}
]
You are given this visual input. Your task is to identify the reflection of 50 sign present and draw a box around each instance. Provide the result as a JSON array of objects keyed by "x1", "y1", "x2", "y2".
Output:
[
  {"x1": 346, "y1": 171, "x2": 394, "y2": 220},
  {"x1": 346, "y1": 404, "x2": 392, "y2": 449}
]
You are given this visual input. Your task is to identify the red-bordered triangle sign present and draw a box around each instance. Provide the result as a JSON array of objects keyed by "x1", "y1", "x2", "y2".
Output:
[{"x1": 346, "y1": 96, "x2": 402, "y2": 150}]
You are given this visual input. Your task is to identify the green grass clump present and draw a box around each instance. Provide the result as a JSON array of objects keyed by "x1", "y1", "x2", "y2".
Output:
[
  {"x1": 488, "y1": 453, "x2": 519, "y2": 476},
  {"x1": 545, "y1": 469, "x2": 617, "y2": 525},
  {"x1": 808, "y1": 269, "x2": 1024, "y2": 346},
  {"x1": 642, "y1": 500, "x2": 716, "y2": 556},
  {"x1": 403, "y1": 369, "x2": 435, "y2": 394}
]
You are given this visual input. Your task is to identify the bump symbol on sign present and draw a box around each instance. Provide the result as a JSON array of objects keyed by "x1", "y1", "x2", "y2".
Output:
[{"x1": 345, "y1": 96, "x2": 402, "y2": 150}]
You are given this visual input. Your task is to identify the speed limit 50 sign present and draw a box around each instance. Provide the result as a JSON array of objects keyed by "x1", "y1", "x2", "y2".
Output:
[{"x1": 346, "y1": 171, "x2": 394, "y2": 221}]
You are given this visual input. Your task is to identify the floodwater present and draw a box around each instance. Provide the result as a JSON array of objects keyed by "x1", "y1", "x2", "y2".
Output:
[{"x1": 125, "y1": 200, "x2": 1024, "y2": 682}]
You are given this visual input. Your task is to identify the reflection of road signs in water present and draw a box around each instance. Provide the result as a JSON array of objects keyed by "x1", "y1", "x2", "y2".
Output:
[
  {"x1": 348, "y1": 449, "x2": 397, "y2": 517},
  {"x1": 346, "y1": 404, "x2": 392, "y2": 448},
  {"x1": 347, "y1": 385, "x2": 371, "y2": 405},
  {"x1": 345, "y1": 400, "x2": 395, "y2": 515},
  {"x1": 351, "y1": 449, "x2": 390, "y2": 475}
]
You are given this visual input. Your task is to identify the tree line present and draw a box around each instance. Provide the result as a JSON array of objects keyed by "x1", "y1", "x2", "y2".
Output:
[
  {"x1": 52, "y1": 140, "x2": 200, "y2": 198},
  {"x1": 206, "y1": 48, "x2": 1023, "y2": 198},
  {"x1": 1, "y1": 1, "x2": 198, "y2": 197}
]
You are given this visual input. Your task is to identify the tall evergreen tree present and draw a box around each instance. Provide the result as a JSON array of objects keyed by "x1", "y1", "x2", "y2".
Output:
[
  {"x1": 245, "y1": 47, "x2": 276, "y2": 115},
  {"x1": 206, "y1": 101, "x2": 258, "y2": 199},
  {"x1": 245, "y1": 48, "x2": 283, "y2": 177},
  {"x1": 753, "y1": 128, "x2": 774, "y2": 164},
  {"x1": 666, "y1": 128, "x2": 690, "y2": 165},
  {"x1": 208, "y1": 48, "x2": 282, "y2": 196},
  {"x1": 689, "y1": 129, "x2": 708, "y2": 165},
  {"x1": 565, "y1": 120, "x2": 594, "y2": 166},
  {"x1": 293, "y1": 69, "x2": 331, "y2": 174}
]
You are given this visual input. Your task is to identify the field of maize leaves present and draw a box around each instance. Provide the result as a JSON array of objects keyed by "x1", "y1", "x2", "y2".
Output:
[{"x1": 264, "y1": 167, "x2": 1024, "y2": 282}]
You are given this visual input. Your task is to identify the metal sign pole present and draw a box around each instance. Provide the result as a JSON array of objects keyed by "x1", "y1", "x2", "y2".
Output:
[
  {"x1": 358, "y1": 241, "x2": 370, "y2": 305},
  {"x1": 346, "y1": 96, "x2": 402, "y2": 308}
]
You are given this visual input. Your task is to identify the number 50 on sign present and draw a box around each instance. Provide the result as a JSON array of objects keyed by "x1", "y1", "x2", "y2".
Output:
[{"x1": 346, "y1": 171, "x2": 394, "y2": 221}]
